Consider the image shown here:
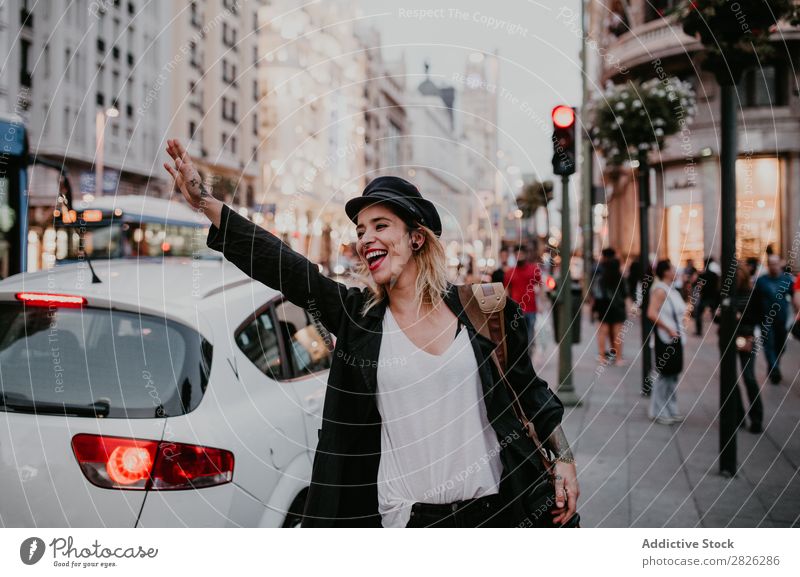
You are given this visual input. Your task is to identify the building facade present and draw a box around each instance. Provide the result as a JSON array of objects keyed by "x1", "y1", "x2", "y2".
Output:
[
  {"x1": 405, "y1": 65, "x2": 466, "y2": 251},
  {"x1": 592, "y1": 0, "x2": 800, "y2": 269},
  {"x1": 356, "y1": 25, "x2": 410, "y2": 180},
  {"x1": 458, "y1": 52, "x2": 503, "y2": 259},
  {"x1": 1, "y1": 0, "x2": 171, "y2": 270},
  {"x1": 167, "y1": 0, "x2": 262, "y2": 214},
  {"x1": 257, "y1": 0, "x2": 367, "y2": 269}
]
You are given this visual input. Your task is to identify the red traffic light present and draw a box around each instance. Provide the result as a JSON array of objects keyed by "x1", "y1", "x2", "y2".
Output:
[{"x1": 552, "y1": 105, "x2": 575, "y2": 129}]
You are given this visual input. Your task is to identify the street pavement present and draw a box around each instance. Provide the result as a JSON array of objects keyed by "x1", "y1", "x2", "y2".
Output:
[{"x1": 531, "y1": 301, "x2": 800, "y2": 528}]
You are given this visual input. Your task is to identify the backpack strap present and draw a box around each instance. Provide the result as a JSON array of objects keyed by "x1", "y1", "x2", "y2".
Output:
[
  {"x1": 456, "y1": 282, "x2": 552, "y2": 469},
  {"x1": 457, "y1": 282, "x2": 507, "y2": 371}
]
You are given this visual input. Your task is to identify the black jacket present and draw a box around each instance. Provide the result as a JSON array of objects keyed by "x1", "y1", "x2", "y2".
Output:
[{"x1": 207, "y1": 204, "x2": 565, "y2": 527}]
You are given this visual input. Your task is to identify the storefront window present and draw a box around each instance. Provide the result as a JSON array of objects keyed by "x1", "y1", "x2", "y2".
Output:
[
  {"x1": 667, "y1": 204, "x2": 704, "y2": 267},
  {"x1": 736, "y1": 156, "x2": 781, "y2": 259}
]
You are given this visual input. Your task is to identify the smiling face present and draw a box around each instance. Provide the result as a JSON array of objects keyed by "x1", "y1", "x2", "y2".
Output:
[{"x1": 355, "y1": 203, "x2": 424, "y2": 287}]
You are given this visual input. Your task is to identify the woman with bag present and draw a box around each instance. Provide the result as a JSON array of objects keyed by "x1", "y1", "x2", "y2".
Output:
[
  {"x1": 163, "y1": 139, "x2": 580, "y2": 528},
  {"x1": 593, "y1": 257, "x2": 628, "y2": 366},
  {"x1": 730, "y1": 263, "x2": 763, "y2": 434},
  {"x1": 647, "y1": 260, "x2": 687, "y2": 425}
]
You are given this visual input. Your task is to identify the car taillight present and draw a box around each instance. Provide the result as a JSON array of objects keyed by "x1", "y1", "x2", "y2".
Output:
[
  {"x1": 71, "y1": 434, "x2": 234, "y2": 490},
  {"x1": 16, "y1": 292, "x2": 87, "y2": 308}
]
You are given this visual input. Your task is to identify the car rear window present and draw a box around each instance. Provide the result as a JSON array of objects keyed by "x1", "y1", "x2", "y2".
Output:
[{"x1": 0, "y1": 303, "x2": 211, "y2": 418}]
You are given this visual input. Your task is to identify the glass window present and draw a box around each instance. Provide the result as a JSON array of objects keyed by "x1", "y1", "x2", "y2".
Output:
[
  {"x1": 737, "y1": 65, "x2": 787, "y2": 108},
  {"x1": 0, "y1": 305, "x2": 211, "y2": 418},
  {"x1": 236, "y1": 310, "x2": 282, "y2": 380},
  {"x1": 274, "y1": 300, "x2": 332, "y2": 378}
]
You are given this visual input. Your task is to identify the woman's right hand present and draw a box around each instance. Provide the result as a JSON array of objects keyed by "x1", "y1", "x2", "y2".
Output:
[{"x1": 163, "y1": 138, "x2": 207, "y2": 210}]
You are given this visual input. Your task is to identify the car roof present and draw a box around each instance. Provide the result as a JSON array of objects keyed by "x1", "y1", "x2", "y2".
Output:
[{"x1": 0, "y1": 259, "x2": 282, "y2": 326}]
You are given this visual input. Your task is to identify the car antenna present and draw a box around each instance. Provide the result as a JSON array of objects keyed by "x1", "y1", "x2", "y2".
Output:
[
  {"x1": 83, "y1": 249, "x2": 102, "y2": 284},
  {"x1": 77, "y1": 216, "x2": 102, "y2": 284},
  {"x1": 57, "y1": 172, "x2": 101, "y2": 284}
]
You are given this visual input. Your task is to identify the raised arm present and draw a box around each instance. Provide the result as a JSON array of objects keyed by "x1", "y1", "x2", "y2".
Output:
[{"x1": 164, "y1": 138, "x2": 356, "y2": 334}]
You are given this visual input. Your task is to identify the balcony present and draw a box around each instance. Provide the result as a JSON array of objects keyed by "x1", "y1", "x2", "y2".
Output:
[
  {"x1": 603, "y1": 16, "x2": 698, "y2": 79},
  {"x1": 603, "y1": 6, "x2": 800, "y2": 81}
]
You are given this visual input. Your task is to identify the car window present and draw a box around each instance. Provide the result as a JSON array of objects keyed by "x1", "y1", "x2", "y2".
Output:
[
  {"x1": 235, "y1": 309, "x2": 282, "y2": 380},
  {"x1": 0, "y1": 304, "x2": 210, "y2": 418},
  {"x1": 273, "y1": 300, "x2": 332, "y2": 378}
]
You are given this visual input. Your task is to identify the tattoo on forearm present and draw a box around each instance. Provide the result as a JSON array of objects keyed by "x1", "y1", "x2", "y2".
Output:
[{"x1": 545, "y1": 426, "x2": 574, "y2": 461}]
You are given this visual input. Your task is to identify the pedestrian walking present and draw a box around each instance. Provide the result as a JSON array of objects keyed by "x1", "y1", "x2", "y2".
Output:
[
  {"x1": 679, "y1": 258, "x2": 697, "y2": 301},
  {"x1": 503, "y1": 243, "x2": 543, "y2": 354},
  {"x1": 491, "y1": 248, "x2": 510, "y2": 284},
  {"x1": 753, "y1": 254, "x2": 795, "y2": 384},
  {"x1": 647, "y1": 260, "x2": 687, "y2": 425},
  {"x1": 694, "y1": 257, "x2": 720, "y2": 336},
  {"x1": 163, "y1": 138, "x2": 579, "y2": 528},
  {"x1": 593, "y1": 257, "x2": 628, "y2": 365},
  {"x1": 728, "y1": 263, "x2": 763, "y2": 434},
  {"x1": 627, "y1": 259, "x2": 643, "y2": 308}
]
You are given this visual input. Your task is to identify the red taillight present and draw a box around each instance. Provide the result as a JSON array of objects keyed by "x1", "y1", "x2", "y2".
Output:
[
  {"x1": 16, "y1": 292, "x2": 87, "y2": 308},
  {"x1": 107, "y1": 445, "x2": 153, "y2": 485},
  {"x1": 71, "y1": 434, "x2": 234, "y2": 491}
]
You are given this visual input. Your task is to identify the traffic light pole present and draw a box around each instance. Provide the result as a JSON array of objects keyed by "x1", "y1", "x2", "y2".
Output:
[{"x1": 558, "y1": 174, "x2": 581, "y2": 407}]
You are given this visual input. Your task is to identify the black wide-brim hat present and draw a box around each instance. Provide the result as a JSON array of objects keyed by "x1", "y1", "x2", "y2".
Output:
[{"x1": 345, "y1": 176, "x2": 442, "y2": 238}]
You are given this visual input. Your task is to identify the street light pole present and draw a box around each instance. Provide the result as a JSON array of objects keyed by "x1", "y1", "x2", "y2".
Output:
[
  {"x1": 94, "y1": 107, "x2": 118, "y2": 197},
  {"x1": 95, "y1": 110, "x2": 105, "y2": 197},
  {"x1": 718, "y1": 83, "x2": 738, "y2": 477},
  {"x1": 638, "y1": 149, "x2": 652, "y2": 396},
  {"x1": 580, "y1": 0, "x2": 594, "y2": 305}
]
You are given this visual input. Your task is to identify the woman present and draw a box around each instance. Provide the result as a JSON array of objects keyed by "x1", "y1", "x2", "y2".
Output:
[
  {"x1": 593, "y1": 257, "x2": 628, "y2": 365},
  {"x1": 163, "y1": 139, "x2": 579, "y2": 528},
  {"x1": 730, "y1": 263, "x2": 763, "y2": 434},
  {"x1": 647, "y1": 260, "x2": 687, "y2": 425}
]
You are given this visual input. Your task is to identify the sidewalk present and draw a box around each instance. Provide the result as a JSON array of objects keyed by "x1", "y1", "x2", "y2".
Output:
[{"x1": 532, "y1": 302, "x2": 800, "y2": 528}]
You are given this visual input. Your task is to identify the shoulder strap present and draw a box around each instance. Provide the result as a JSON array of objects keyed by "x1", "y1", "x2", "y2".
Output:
[
  {"x1": 457, "y1": 283, "x2": 507, "y2": 370},
  {"x1": 456, "y1": 283, "x2": 553, "y2": 470}
]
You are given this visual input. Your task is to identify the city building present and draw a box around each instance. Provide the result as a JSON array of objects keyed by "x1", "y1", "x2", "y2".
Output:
[
  {"x1": 457, "y1": 51, "x2": 503, "y2": 262},
  {"x1": 167, "y1": 0, "x2": 262, "y2": 213},
  {"x1": 355, "y1": 25, "x2": 410, "y2": 180},
  {"x1": 1, "y1": 0, "x2": 171, "y2": 270},
  {"x1": 257, "y1": 0, "x2": 367, "y2": 269},
  {"x1": 591, "y1": 0, "x2": 800, "y2": 268},
  {"x1": 404, "y1": 63, "x2": 466, "y2": 252}
]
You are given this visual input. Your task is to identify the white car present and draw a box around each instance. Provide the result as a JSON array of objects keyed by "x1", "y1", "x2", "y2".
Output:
[{"x1": 0, "y1": 258, "x2": 331, "y2": 527}]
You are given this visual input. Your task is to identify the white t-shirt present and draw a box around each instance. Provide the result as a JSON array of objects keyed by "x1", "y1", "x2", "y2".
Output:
[
  {"x1": 375, "y1": 307, "x2": 503, "y2": 528},
  {"x1": 652, "y1": 280, "x2": 687, "y2": 344}
]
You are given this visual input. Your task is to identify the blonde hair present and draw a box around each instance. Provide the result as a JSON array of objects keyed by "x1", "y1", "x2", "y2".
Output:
[{"x1": 350, "y1": 217, "x2": 449, "y2": 318}]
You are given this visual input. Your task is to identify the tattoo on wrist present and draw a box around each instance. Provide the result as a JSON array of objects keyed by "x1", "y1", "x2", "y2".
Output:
[
  {"x1": 188, "y1": 178, "x2": 211, "y2": 199},
  {"x1": 545, "y1": 426, "x2": 574, "y2": 462}
]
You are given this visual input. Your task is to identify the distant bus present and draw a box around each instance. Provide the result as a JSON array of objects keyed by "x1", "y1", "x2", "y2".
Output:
[
  {"x1": 0, "y1": 113, "x2": 29, "y2": 277},
  {"x1": 53, "y1": 195, "x2": 217, "y2": 263}
]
